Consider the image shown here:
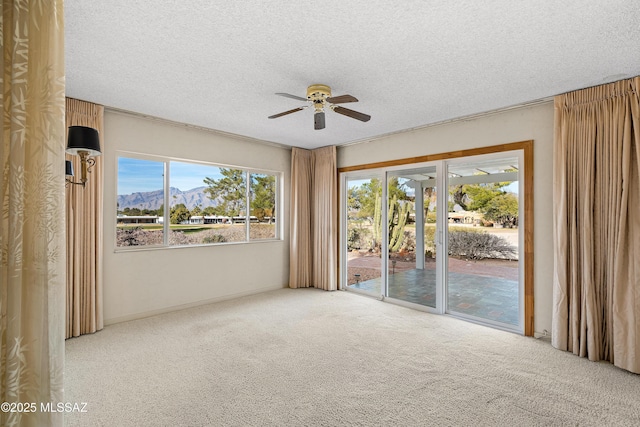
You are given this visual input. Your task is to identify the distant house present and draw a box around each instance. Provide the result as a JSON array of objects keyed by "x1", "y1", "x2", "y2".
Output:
[
  {"x1": 204, "y1": 215, "x2": 231, "y2": 224},
  {"x1": 117, "y1": 215, "x2": 159, "y2": 224},
  {"x1": 448, "y1": 211, "x2": 482, "y2": 225},
  {"x1": 189, "y1": 216, "x2": 204, "y2": 225},
  {"x1": 231, "y1": 216, "x2": 259, "y2": 224},
  {"x1": 179, "y1": 215, "x2": 269, "y2": 225}
]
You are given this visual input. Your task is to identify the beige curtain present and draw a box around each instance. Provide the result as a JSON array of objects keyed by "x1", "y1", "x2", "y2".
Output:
[
  {"x1": 312, "y1": 146, "x2": 338, "y2": 291},
  {"x1": 289, "y1": 146, "x2": 338, "y2": 290},
  {"x1": 553, "y1": 76, "x2": 640, "y2": 374},
  {"x1": 289, "y1": 148, "x2": 313, "y2": 287},
  {"x1": 0, "y1": 1, "x2": 66, "y2": 426},
  {"x1": 65, "y1": 99, "x2": 104, "y2": 338}
]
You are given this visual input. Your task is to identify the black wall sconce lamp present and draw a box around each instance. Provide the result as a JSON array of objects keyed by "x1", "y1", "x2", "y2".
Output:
[{"x1": 65, "y1": 126, "x2": 101, "y2": 187}]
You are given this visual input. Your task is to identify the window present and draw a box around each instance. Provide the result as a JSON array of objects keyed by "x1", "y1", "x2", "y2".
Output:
[
  {"x1": 250, "y1": 173, "x2": 277, "y2": 240},
  {"x1": 116, "y1": 154, "x2": 280, "y2": 248},
  {"x1": 116, "y1": 157, "x2": 165, "y2": 247}
]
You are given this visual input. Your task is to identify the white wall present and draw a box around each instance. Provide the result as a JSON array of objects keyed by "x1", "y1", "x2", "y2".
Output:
[
  {"x1": 337, "y1": 102, "x2": 554, "y2": 335},
  {"x1": 103, "y1": 111, "x2": 291, "y2": 324}
]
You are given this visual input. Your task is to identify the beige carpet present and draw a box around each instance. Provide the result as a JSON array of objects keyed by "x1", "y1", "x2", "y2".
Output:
[{"x1": 65, "y1": 288, "x2": 640, "y2": 426}]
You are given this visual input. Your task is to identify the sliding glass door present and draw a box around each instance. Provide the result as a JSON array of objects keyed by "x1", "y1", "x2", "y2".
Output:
[
  {"x1": 341, "y1": 149, "x2": 526, "y2": 333},
  {"x1": 386, "y1": 166, "x2": 438, "y2": 309},
  {"x1": 344, "y1": 175, "x2": 383, "y2": 297},
  {"x1": 446, "y1": 156, "x2": 521, "y2": 328}
]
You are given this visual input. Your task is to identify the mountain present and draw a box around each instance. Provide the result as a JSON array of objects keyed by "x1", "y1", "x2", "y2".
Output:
[{"x1": 117, "y1": 187, "x2": 218, "y2": 211}]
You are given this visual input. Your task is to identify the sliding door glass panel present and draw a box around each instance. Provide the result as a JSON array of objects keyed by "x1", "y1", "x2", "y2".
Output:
[
  {"x1": 387, "y1": 166, "x2": 438, "y2": 308},
  {"x1": 446, "y1": 157, "x2": 520, "y2": 327},
  {"x1": 346, "y1": 177, "x2": 383, "y2": 295}
]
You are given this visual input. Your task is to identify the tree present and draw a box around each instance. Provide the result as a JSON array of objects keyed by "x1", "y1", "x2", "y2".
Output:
[
  {"x1": 483, "y1": 193, "x2": 519, "y2": 228},
  {"x1": 449, "y1": 171, "x2": 516, "y2": 212},
  {"x1": 203, "y1": 169, "x2": 246, "y2": 217},
  {"x1": 347, "y1": 186, "x2": 362, "y2": 213},
  {"x1": 450, "y1": 182, "x2": 505, "y2": 212},
  {"x1": 251, "y1": 174, "x2": 275, "y2": 222},
  {"x1": 202, "y1": 206, "x2": 217, "y2": 216},
  {"x1": 125, "y1": 207, "x2": 142, "y2": 216},
  {"x1": 349, "y1": 177, "x2": 408, "y2": 221},
  {"x1": 388, "y1": 177, "x2": 409, "y2": 201},
  {"x1": 451, "y1": 185, "x2": 469, "y2": 211},
  {"x1": 354, "y1": 178, "x2": 382, "y2": 220},
  {"x1": 466, "y1": 183, "x2": 509, "y2": 212},
  {"x1": 170, "y1": 203, "x2": 190, "y2": 224}
]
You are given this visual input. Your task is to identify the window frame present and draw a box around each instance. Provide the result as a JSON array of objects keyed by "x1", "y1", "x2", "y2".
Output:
[{"x1": 115, "y1": 151, "x2": 283, "y2": 251}]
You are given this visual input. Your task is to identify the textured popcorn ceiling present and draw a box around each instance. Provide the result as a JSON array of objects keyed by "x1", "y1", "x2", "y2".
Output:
[{"x1": 65, "y1": 1, "x2": 640, "y2": 149}]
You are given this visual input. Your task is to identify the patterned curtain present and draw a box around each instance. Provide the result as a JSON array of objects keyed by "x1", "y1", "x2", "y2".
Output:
[
  {"x1": 0, "y1": 1, "x2": 66, "y2": 426},
  {"x1": 65, "y1": 98, "x2": 104, "y2": 338}
]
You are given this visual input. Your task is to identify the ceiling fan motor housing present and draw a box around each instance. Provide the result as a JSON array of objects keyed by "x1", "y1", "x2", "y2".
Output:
[{"x1": 307, "y1": 84, "x2": 331, "y2": 112}]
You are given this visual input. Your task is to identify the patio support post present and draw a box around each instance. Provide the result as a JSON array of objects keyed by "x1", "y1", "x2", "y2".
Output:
[{"x1": 413, "y1": 181, "x2": 425, "y2": 270}]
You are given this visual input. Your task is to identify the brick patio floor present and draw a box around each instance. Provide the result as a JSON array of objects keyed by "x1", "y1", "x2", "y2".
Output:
[{"x1": 347, "y1": 258, "x2": 519, "y2": 327}]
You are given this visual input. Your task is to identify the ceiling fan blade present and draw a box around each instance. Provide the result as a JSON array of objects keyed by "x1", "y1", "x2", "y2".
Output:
[
  {"x1": 333, "y1": 106, "x2": 371, "y2": 122},
  {"x1": 275, "y1": 92, "x2": 307, "y2": 102},
  {"x1": 314, "y1": 111, "x2": 325, "y2": 130},
  {"x1": 268, "y1": 107, "x2": 304, "y2": 119},
  {"x1": 326, "y1": 94, "x2": 358, "y2": 104}
]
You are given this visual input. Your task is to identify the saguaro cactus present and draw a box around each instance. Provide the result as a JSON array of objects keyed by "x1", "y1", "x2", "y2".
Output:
[
  {"x1": 389, "y1": 199, "x2": 410, "y2": 252},
  {"x1": 372, "y1": 193, "x2": 411, "y2": 252}
]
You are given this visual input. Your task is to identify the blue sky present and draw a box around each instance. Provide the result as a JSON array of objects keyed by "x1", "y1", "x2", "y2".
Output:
[{"x1": 118, "y1": 158, "x2": 224, "y2": 195}]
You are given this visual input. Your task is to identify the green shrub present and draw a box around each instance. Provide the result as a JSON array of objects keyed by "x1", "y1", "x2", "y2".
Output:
[{"x1": 347, "y1": 225, "x2": 371, "y2": 251}]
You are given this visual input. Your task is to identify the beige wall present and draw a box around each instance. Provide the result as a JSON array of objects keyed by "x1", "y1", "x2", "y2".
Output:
[
  {"x1": 337, "y1": 102, "x2": 554, "y2": 335},
  {"x1": 103, "y1": 111, "x2": 291, "y2": 324},
  {"x1": 103, "y1": 102, "x2": 554, "y2": 334}
]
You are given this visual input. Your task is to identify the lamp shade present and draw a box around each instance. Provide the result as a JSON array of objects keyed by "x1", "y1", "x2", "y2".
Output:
[
  {"x1": 65, "y1": 160, "x2": 74, "y2": 176},
  {"x1": 66, "y1": 126, "x2": 101, "y2": 156}
]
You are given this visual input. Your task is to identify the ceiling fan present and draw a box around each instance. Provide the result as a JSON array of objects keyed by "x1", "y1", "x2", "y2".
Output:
[{"x1": 268, "y1": 84, "x2": 371, "y2": 130}]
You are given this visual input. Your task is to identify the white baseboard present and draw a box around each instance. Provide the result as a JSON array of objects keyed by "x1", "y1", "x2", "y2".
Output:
[{"x1": 104, "y1": 284, "x2": 287, "y2": 326}]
